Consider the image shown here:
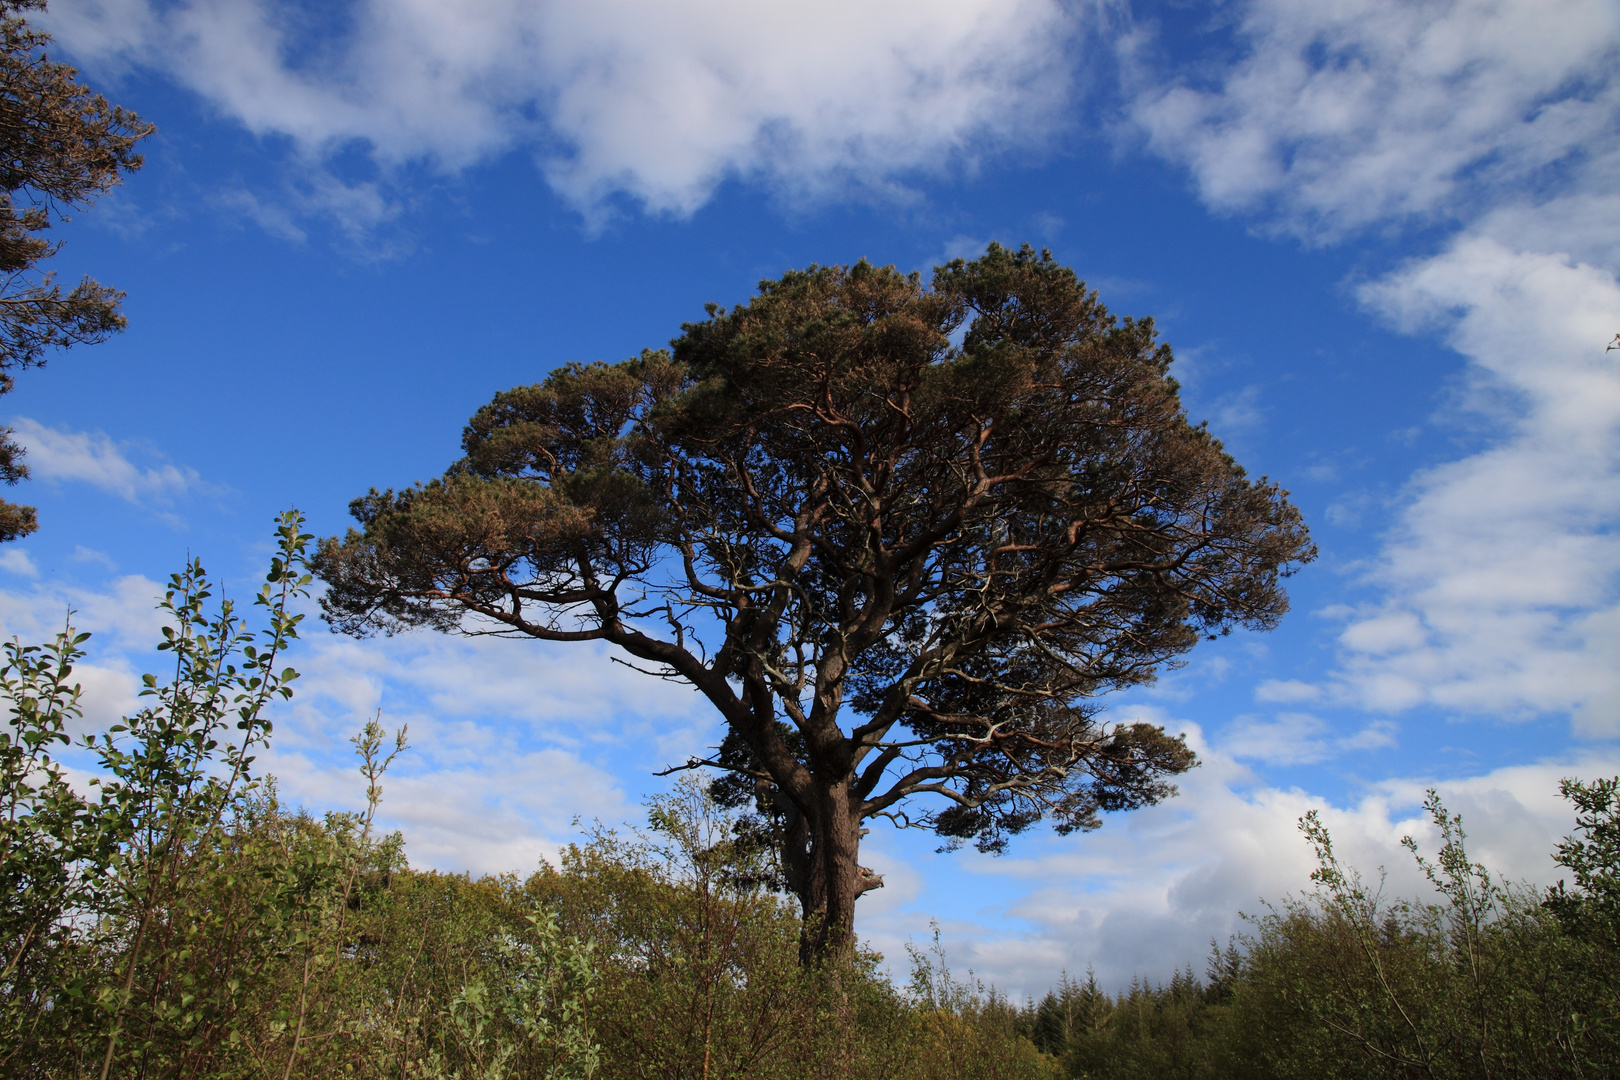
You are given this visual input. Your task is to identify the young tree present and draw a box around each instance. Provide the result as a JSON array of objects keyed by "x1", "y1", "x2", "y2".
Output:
[
  {"x1": 0, "y1": 0, "x2": 152, "y2": 541},
  {"x1": 315, "y1": 244, "x2": 1315, "y2": 964}
]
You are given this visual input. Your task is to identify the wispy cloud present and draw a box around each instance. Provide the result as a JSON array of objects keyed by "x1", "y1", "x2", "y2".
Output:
[
  {"x1": 72, "y1": 547, "x2": 119, "y2": 571},
  {"x1": 0, "y1": 574, "x2": 165, "y2": 734},
  {"x1": 1120, "y1": 0, "x2": 1620, "y2": 739},
  {"x1": 1126, "y1": 0, "x2": 1620, "y2": 240},
  {"x1": 0, "y1": 566, "x2": 708, "y2": 874},
  {"x1": 1205, "y1": 384, "x2": 1264, "y2": 433},
  {"x1": 0, "y1": 548, "x2": 37, "y2": 577},
  {"x1": 1220, "y1": 711, "x2": 1396, "y2": 765},
  {"x1": 1254, "y1": 679, "x2": 1320, "y2": 704},
  {"x1": 49, "y1": 0, "x2": 1075, "y2": 229},
  {"x1": 1338, "y1": 239, "x2": 1620, "y2": 733},
  {"x1": 216, "y1": 187, "x2": 308, "y2": 244},
  {"x1": 8, "y1": 418, "x2": 201, "y2": 503}
]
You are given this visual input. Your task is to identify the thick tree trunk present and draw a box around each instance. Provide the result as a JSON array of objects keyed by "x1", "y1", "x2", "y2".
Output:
[
  {"x1": 789, "y1": 778, "x2": 880, "y2": 967},
  {"x1": 730, "y1": 671, "x2": 883, "y2": 967}
]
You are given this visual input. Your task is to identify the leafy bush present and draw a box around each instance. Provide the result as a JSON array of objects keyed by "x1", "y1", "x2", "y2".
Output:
[
  {"x1": 1019, "y1": 787, "x2": 1620, "y2": 1080},
  {"x1": 0, "y1": 521, "x2": 1049, "y2": 1078},
  {"x1": 6, "y1": 512, "x2": 1612, "y2": 1079},
  {"x1": 0, "y1": 516, "x2": 604, "y2": 1079}
]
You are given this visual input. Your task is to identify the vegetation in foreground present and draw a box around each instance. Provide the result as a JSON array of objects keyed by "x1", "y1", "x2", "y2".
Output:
[
  {"x1": 2, "y1": 517, "x2": 1617, "y2": 1078},
  {"x1": 1018, "y1": 780, "x2": 1620, "y2": 1079}
]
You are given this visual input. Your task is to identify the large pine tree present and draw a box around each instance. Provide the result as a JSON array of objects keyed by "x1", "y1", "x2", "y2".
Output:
[{"x1": 316, "y1": 244, "x2": 1316, "y2": 964}]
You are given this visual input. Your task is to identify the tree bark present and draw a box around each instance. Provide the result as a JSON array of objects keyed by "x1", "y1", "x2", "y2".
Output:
[{"x1": 792, "y1": 776, "x2": 877, "y2": 967}]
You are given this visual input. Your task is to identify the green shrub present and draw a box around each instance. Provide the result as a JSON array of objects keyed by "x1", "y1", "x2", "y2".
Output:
[
  {"x1": 13, "y1": 514, "x2": 1611, "y2": 1080},
  {"x1": 0, "y1": 526, "x2": 1050, "y2": 1079},
  {"x1": 1023, "y1": 787, "x2": 1620, "y2": 1080}
]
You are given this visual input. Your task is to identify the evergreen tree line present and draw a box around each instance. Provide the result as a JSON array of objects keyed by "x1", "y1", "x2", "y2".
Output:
[{"x1": 2, "y1": 517, "x2": 1616, "y2": 1078}]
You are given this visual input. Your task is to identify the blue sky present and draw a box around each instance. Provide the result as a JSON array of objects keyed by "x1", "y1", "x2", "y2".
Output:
[{"x1": 4, "y1": 0, "x2": 1618, "y2": 994}]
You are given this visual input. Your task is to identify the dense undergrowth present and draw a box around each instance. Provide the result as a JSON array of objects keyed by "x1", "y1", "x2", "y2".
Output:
[
  {"x1": 2, "y1": 517, "x2": 1617, "y2": 1078},
  {"x1": 1016, "y1": 779, "x2": 1620, "y2": 1079}
]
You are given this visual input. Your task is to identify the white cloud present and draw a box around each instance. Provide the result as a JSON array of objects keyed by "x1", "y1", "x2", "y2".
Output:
[
  {"x1": 1205, "y1": 383, "x2": 1263, "y2": 432},
  {"x1": 0, "y1": 575, "x2": 166, "y2": 738},
  {"x1": 262, "y1": 737, "x2": 634, "y2": 874},
  {"x1": 216, "y1": 187, "x2": 308, "y2": 244},
  {"x1": 1119, "y1": 1, "x2": 1620, "y2": 738},
  {"x1": 240, "y1": 626, "x2": 711, "y2": 870},
  {"x1": 1473, "y1": 186, "x2": 1620, "y2": 273},
  {"x1": 1220, "y1": 711, "x2": 1395, "y2": 765},
  {"x1": 0, "y1": 566, "x2": 711, "y2": 875},
  {"x1": 1335, "y1": 238, "x2": 1620, "y2": 733},
  {"x1": 862, "y1": 712, "x2": 1620, "y2": 995},
  {"x1": 49, "y1": 0, "x2": 1074, "y2": 224},
  {"x1": 65, "y1": 659, "x2": 146, "y2": 738},
  {"x1": 1254, "y1": 678, "x2": 1320, "y2": 703},
  {"x1": 0, "y1": 548, "x2": 37, "y2": 577},
  {"x1": 0, "y1": 573, "x2": 167, "y2": 653},
  {"x1": 71, "y1": 547, "x2": 118, "y2": 571},
  {"x1": 1127, "y1": 0, "x2": 1620, "y2": 239},
  {"x1": 8, "y1": 418, "x2": 200, "y2": 503}
]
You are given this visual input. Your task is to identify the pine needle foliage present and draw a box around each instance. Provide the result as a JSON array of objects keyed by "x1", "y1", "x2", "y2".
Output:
[
  {"x1": 0, "y1": 0, "x2": 152, "y2": 541},
  {"x1": 314, "y1": 243, "x2": 1315, "y2": 964}
]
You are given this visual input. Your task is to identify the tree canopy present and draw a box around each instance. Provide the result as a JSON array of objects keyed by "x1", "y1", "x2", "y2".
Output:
[
  {"x1": 0, "y1": 0, "x2": 152, "y2": 541},
  {"x1": 315, "y1": 243, "x2": 1316, "y2": 963}
]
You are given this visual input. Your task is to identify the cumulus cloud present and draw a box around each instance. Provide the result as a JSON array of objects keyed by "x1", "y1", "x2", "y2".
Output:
[
  {"x1": 256, "y1": 625, "x2": 722, "y2": 873},
  {"x1": 1128, "y1": 0, "x2": 1620, "y2": 239},
  {"x1": 1121, "y1": 0, "x2": 1620, "y2": 740},
  {"x1": 0, "y1": 548, "x2": 37, "y2": 577},
  {"x1": 0, "y1": 574, "x2": 170, "y2": 737},
  {"x1": 0, "y1": 573, "x2": 168, "y2": 653},
  {"x1": 1333, "y1": 239, "x2": 1620, "y2": 733},
  {"x1": 259, "y1": 631, "x2": 705, "y2": 869},
  {"x1": 860, "y1": 711, "x2": 1620, "y2": 994},
  {"x1": 262, "y1": 738, "x2": 635, "y2": 873},
  {"x1": 49, "y1": 0, "x2": 1073, "y2": 223},
  {"x1": 8, "y1": 418, "x2": 200, "y2": 503}
]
